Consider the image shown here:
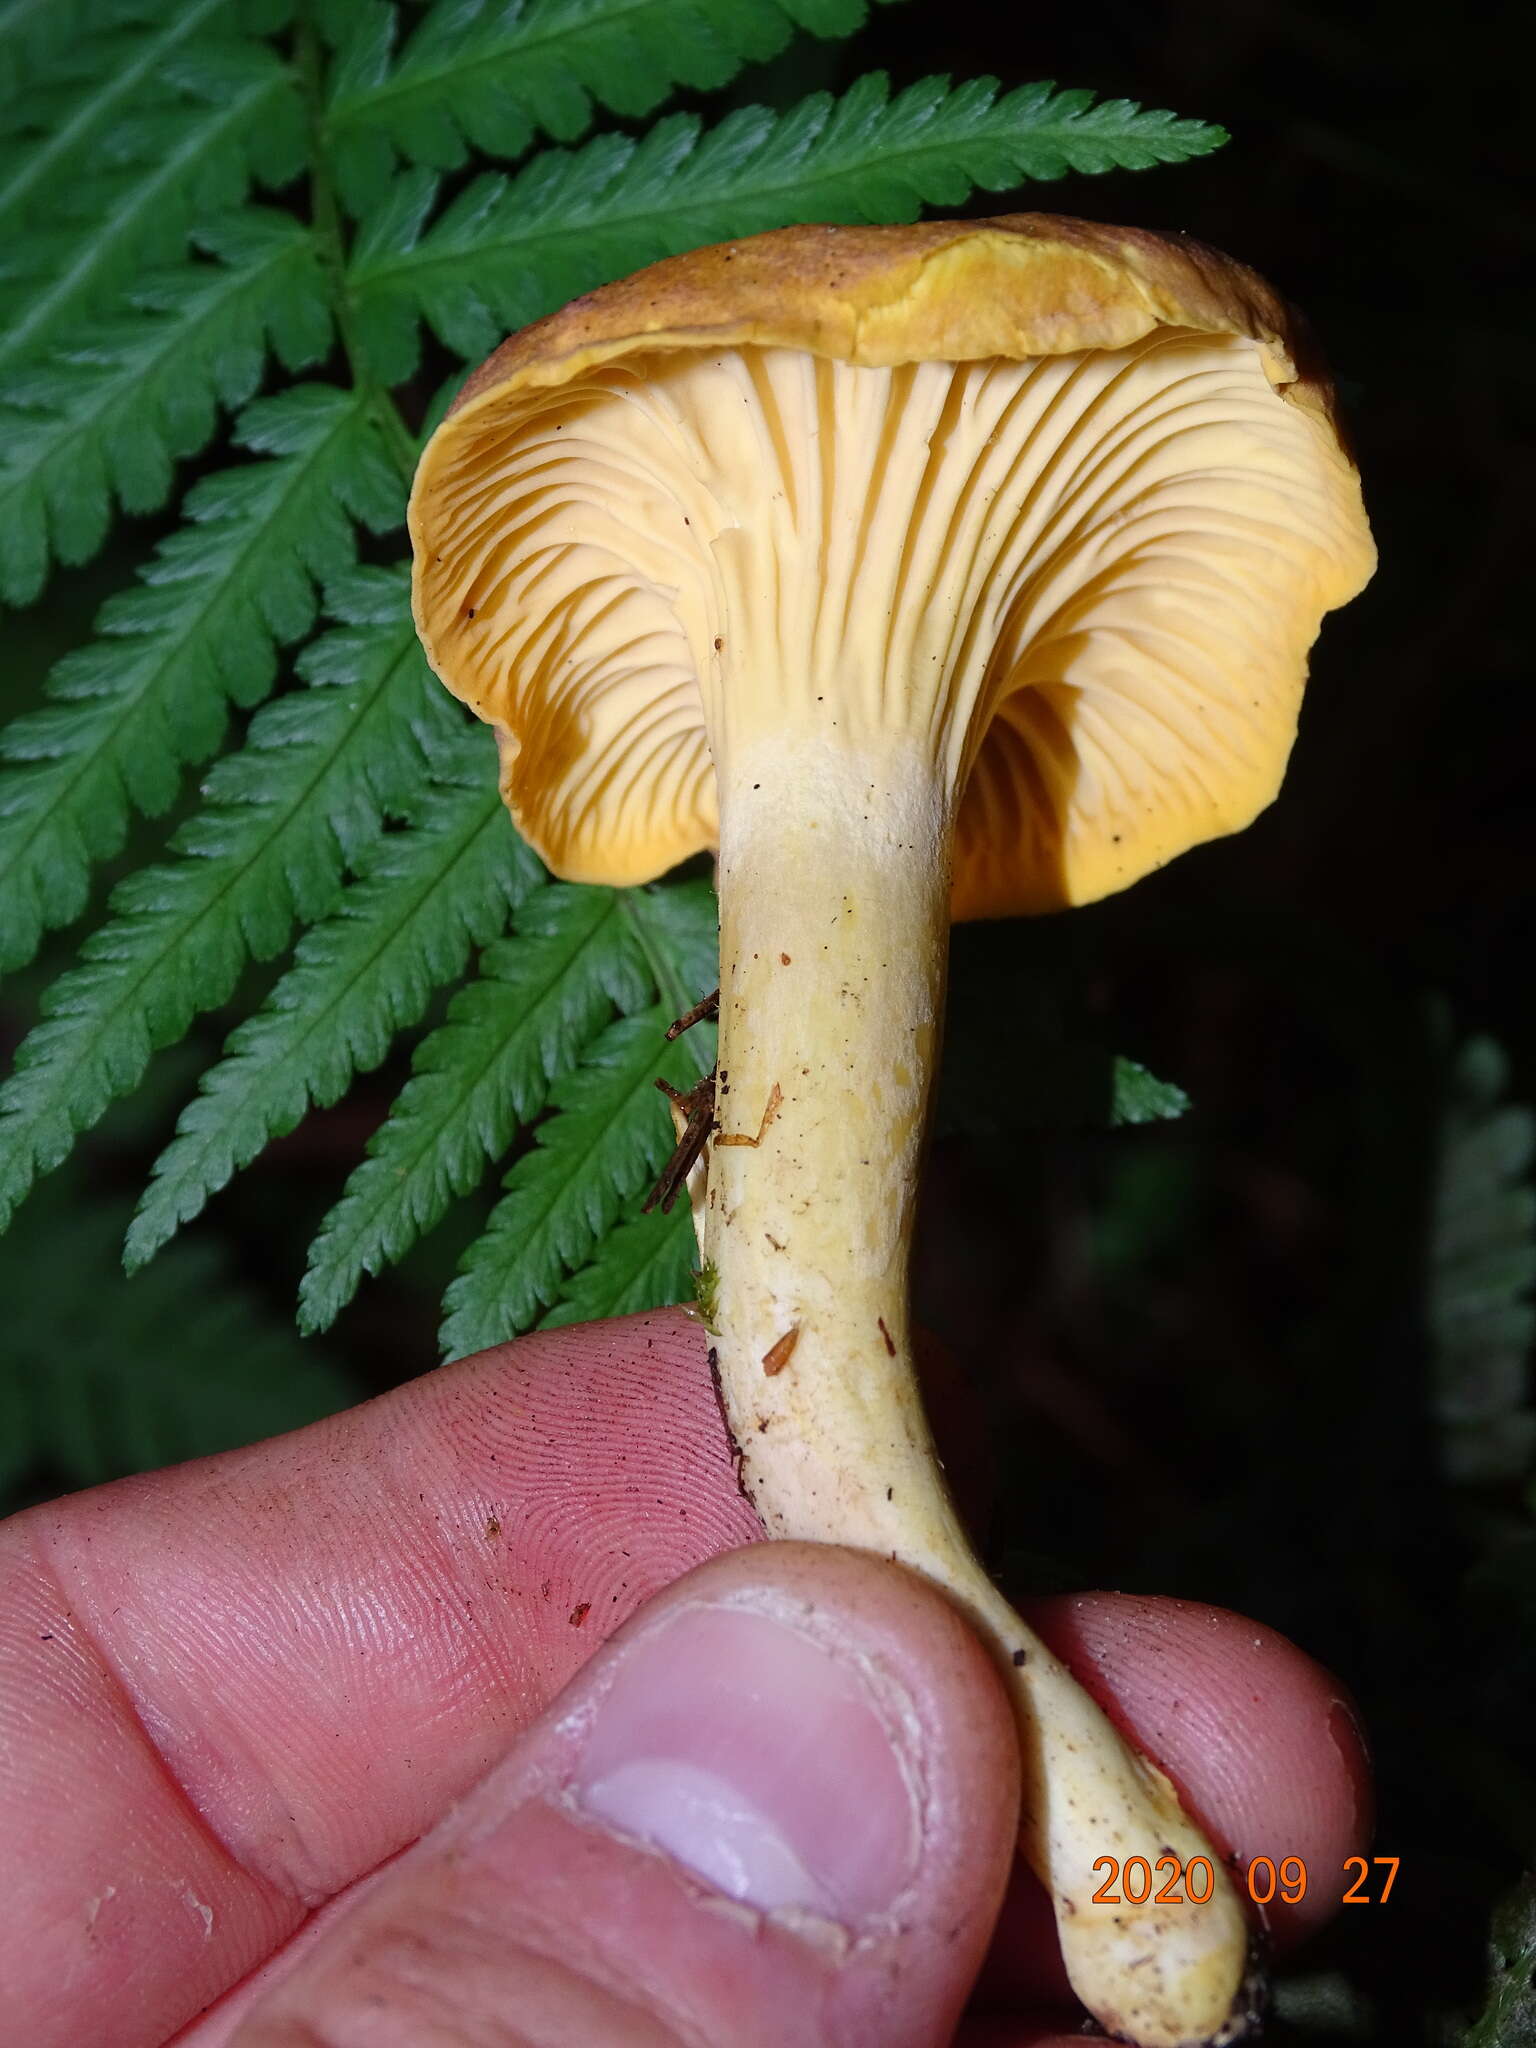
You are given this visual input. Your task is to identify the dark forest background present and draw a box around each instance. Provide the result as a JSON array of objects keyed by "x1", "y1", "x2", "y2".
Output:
[{"x1": 2, "y1": 1, "x2": 1531, "y2": 2038}]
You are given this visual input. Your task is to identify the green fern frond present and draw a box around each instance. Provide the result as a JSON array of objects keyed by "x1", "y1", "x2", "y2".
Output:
[
  {"x1": 0, "y1": 0, "x2": 1227, "y2": 1359},
  {"x1": 614, "y1": 875, "x2": 721, "y2": 1034},
  {"x1": 0, "y1": 3, "x2": 230, "y2": 222},
  {"x1": 1111, "y1": 1056, "x2": 1191, "y2": 1127},
  {"x1": 323, "y1": 0, "x2": 894, "y2": 214},
  {"x1": 0, "y1": 385, "x2": 402, "y2": 978},
  {"x1": 0, "y1": 38, "x2": 306, "y2": 382},
  {"x1": 0, "y1": 0, "x2": 137, "y2": 101},
  {"x1": 1, "y1": 18, "x2": 139, "y2": 153},
  {"x1": 298, "y1": 878, "x2": 658, "y2": 1332},
  {"x1": 0, "y1": 1173, "x2": 354, "y2": 1499},
  {"x1": 440, "y1": 1002, "x2": 709, "y2": 1359},
  {"x1": 442, "y1": 867, "x2": 724, "y2": 1352},
  {"x1": 0, "y1": 211, "x2": 330, "y2": 606},
  {"x1": 349, "y1": 70, "x2": 1226, "y2": 381},
  {"x1": 540, "y1": 1200, "x2": 698, "y2": 1330},
  {"x1": 0, "y1": 563, "x2": 440, "y2": 1233},
  {"x1": 126, "y1": 732, "x2": 542, "y2": 1269},
  {"x1": 0, "y1": 0, "x2": 294, "y2": 92}
]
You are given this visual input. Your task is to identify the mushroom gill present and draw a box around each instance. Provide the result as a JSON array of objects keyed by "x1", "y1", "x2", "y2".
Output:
[{"x1": 418, "y1": 329, "x2": 1365, "y2": 917}]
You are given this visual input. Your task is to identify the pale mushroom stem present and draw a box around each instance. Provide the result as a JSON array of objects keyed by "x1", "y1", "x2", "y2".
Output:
[{"x1": 706, "y1": 727, "x2": 1252, "y2": 2048}]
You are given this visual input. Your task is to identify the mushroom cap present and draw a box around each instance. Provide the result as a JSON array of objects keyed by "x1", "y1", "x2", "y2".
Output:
[{"x1": 411, "y1": 214, "x2": 1375, "y2": 918}]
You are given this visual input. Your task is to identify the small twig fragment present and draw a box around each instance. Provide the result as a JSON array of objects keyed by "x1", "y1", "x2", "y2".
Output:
[
  {"x1": 665, "y1": 987, "x2": 720, "y2": 1040},
  {"x1": 642, "y1": 1069, "x2": 716, "y2": 1214}
]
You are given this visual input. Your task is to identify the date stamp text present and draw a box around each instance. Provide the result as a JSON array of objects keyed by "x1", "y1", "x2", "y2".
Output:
[{"x1": 1088, "y1": 1854, "x2": 1399, "y2": 1908}]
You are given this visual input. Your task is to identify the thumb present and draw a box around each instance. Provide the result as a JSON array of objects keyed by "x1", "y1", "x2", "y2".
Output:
[{"x1": 230, "y1": 1543, "x2": 1021, "y2": 2048}]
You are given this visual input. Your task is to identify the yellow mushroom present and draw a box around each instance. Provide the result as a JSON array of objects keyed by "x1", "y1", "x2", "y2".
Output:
[{"x1": 409, "y1": 215, "x2": 1375, "y2": 2047}]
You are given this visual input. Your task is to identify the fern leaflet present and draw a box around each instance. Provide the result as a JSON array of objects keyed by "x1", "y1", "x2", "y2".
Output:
[
  {"x1": 615, "y1": 875, "x2": 720, "y2": 1041},
  {"x1": 0, "y1": 0, "x2": 237, "y2": 240},
  {"x1": 0, "y1": 1175, "x2": 354, "y2": 1497},
  {"x1": 541, "y1": 1201, "x2": 697, "y2": 1330},
  {"x1": 440, "y1": 1001, "x2": 708, "y2": 1358},
  {"x1": 0, "y1": 38, "x2": 307, "y2": 383},
  {"x1": 0, "y1": 384, "x2": 401, "y2": 978},
  {"x1": 349, "y1": 70, "x2": 1227, "y2": 381},
  {"x1": 0, "y1": 565, "x2": 445, "y2": 1232},
  {"x1": 298, "y1": 879, "x2": 657, "y2": 1331},
  {"x1": 0, "y1": 210, "x2": 330, "y2": 606},
  {"x1": 0, "y1": 0, "x2": 142, "y2": 104},
  {"x1": 127, "y1": 734, "x2": 542, "y2": 1267},
  {"x1": 324, "y1": 0, "x2": 893, "y2": 213}
]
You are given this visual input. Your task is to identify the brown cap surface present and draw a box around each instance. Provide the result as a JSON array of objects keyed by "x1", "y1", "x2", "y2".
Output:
[
  {"x1": 412, "y1": 214, "x2": 1374, "y2": 917},
  {"x1": 447, "y1": 215, "x2": 1341, "y2": 438}
]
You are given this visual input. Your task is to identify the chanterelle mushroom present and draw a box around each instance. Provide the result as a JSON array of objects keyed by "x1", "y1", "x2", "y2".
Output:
[{"x1": 410, "y1": 215, "x2": 1375, "y2": 2047}]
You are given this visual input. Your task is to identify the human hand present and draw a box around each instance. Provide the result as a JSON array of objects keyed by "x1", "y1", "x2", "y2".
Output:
[{"x1": 0, "y1": 1308, "x2": 1370, "y2": 2047}]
